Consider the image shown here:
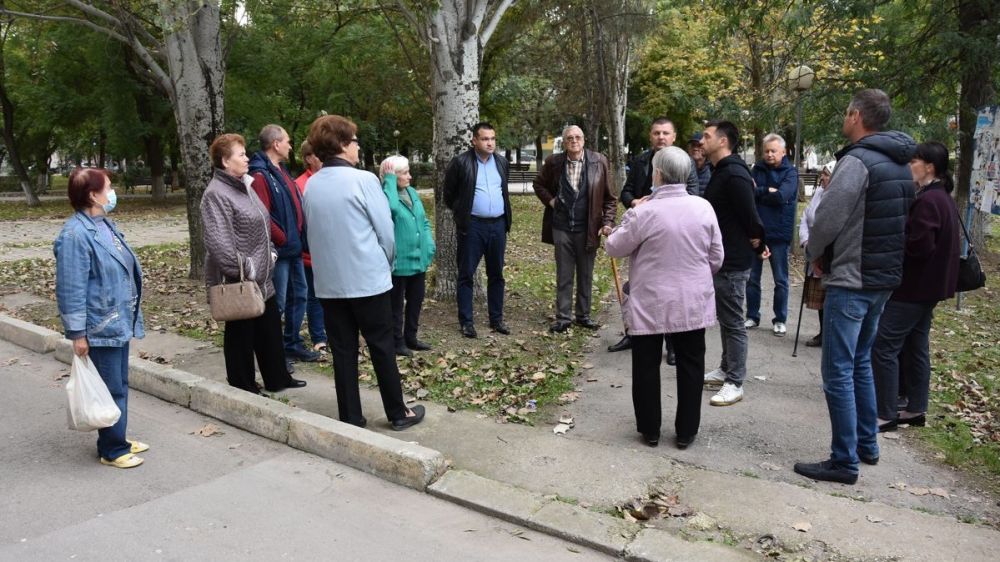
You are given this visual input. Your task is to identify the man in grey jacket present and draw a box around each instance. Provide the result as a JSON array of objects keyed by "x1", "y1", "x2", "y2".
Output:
[{"x1": 794, "y1": 89, "x2": 915, "y2": 485}]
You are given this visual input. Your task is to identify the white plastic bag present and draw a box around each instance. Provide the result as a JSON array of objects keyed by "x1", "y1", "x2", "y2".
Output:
[{"x1": 66, "y1": 354, "x2": 121, "y2": 431}]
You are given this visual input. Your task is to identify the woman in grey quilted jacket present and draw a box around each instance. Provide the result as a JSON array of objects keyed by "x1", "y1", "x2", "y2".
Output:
[{"x1": 200, "y1": 133, "x2": 305, "y2": 394}]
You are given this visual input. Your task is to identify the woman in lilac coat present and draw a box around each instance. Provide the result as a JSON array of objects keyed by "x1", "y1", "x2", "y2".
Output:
[{"x1": 606, "y1": 146, "x2": 724, "y2": 449}]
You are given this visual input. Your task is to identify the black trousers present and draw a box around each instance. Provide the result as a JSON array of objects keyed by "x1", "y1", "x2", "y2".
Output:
[
  {"x1": 321, "y1": 291, "x2": 408, "y2": 425},
  {"x1": 223, "y1": 296, "x2": 293, "y2": 393},
  {"x1": 631, "y1": 329, "x2": 705, "y2": 439},
  {"x1": 391, "y1": 272, "x2": 426, "y2": 346}
]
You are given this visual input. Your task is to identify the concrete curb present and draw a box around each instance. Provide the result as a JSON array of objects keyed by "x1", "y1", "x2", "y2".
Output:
[{"x1": 0, "y1": 314, "x2": 61, "y2": 353}]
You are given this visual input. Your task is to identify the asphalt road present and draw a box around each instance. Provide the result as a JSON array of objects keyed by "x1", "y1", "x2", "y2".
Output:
[{"x1": 0, "y1": 339, "x2": 609, "y2": 561}]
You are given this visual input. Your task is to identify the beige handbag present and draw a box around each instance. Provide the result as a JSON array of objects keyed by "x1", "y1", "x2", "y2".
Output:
[{"x1": 208, "y1": 253, "x2": 265, "y2": 321}]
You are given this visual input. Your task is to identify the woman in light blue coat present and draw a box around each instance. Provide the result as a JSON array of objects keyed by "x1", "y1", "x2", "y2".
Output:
[{"x1": 55, "y1": 168, "x2": 147, "y2": 469}]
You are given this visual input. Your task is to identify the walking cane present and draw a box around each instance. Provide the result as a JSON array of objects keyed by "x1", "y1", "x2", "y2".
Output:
[
  {"x1": 791, "y1": 264, "x2": 808, "y2": 357},
  {"x1": 609, "y1": 256, "x2": 629, "y2": 334}
]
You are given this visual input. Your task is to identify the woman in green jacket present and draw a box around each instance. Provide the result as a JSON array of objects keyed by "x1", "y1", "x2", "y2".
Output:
[{"x1": 380, "y1": 156, "x2": 436, "y2": 356}]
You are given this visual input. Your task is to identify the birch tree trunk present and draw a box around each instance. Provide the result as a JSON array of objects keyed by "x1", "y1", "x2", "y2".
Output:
[
  {"x1": 159, "y1": 1, "x2": 225, "y2": 279},
  {"x1": 396, "y1": 0, "x2": 513, "y2": 300}
]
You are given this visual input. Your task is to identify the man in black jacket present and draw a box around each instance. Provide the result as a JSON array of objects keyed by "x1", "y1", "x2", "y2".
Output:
[
  {"x1": 701, "y1": 120, "x2": 766, "y2": 408},
  {"x1": 609, "y1": 118, "x2": 699, "y2": 358},
  {"x1": 443, "y1": 122, "x2": 512, "y2": 339}
]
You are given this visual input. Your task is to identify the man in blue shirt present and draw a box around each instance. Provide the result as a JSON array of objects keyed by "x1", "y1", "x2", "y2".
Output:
[{"x1": 443, "y1": 122, "x2": 512, "y2": 338}]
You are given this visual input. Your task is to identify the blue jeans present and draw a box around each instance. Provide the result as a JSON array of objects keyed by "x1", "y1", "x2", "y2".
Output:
[
  {"x1": 89, "y1": 344, "x2": 130, "y2": 460},
  {"x1": 713, "y1": 269, "x2": 751, "y2": 386},
  {"x1": 304, "y1": 265, "x2": 327, "y2": 346},
  {"x1": 821, "y1": 286, "x2": 891, "y2": 471},
  {"x1": 273, "y1": 255, "x2": 308, "y2": 353},
  {"x1": 746, "y1": 241, "x2": 789, "y2": 324},
  {"x1": 456, "y1": 217, "x2": 506, "y2": 326}
]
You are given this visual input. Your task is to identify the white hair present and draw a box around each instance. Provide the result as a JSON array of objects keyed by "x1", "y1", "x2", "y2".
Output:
[
  {"x1": 762, "y1": 133, "x2": 786, "y2": 149},
  {"x1": 652, "y1": 146, "x2": 691, "y2": 185},
  {"x1": 379, "y1": 155, "x2": 409, "y2": 180},
  {"x1": 562, "y1": 125, "x2": 584, "y2": 139}
]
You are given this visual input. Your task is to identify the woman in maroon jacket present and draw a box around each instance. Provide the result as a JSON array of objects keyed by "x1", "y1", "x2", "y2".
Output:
[{"x1": 872, "y1": 141, "x2": 960, "y2": 432}]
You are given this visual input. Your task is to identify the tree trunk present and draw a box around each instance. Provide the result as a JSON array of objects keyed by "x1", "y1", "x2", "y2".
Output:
[
  {"x1": 956, "y1": 0, "x2": 996, "y2": 250},
  {"x1": 160, "y1": 0, "x2": 225, "y2": 279},
  {"x1": 147, "y1": 134, "x2": 166, "y2": 200},
  {"x1": 534, "y1": 135, "x2": 543, "y2": 170},
  {"x1": 427, "y1": 5, "x2": 487, "y2": 301},
  {"x1": 0, "y1": 20, "x2": 39, "y2": 207}
]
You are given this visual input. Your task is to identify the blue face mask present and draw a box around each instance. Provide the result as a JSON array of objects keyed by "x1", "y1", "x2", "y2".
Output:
[{"x1": 102, "y1": 189, "x2": 117, "y2": 213}]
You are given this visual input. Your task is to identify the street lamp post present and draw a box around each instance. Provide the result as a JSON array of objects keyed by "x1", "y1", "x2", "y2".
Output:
[
  {"x1": 393, "y1": 129, "x2": 400, "y2": 154},
  {"x1": 787, "y1": 65, "x2": 815, "y2": 171}
]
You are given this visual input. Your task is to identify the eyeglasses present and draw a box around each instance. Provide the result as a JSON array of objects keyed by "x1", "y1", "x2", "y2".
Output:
[{"x1": 564, "y1": 136, "x2": 583, "y2": 141}]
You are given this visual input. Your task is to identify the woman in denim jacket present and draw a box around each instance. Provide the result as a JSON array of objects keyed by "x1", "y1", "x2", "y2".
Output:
[{"x1": 54, "y1": 168, "x2": 146, "y2": 469}]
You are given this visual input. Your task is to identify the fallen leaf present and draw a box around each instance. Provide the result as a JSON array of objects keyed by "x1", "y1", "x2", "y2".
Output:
[
  {"x1": 610, "y1": 383, "x2": 623, "y2": 388},
  {"x1": 193, "y1": 424, "x2": 223, "y2": 437},
  {"x1": 558, "y1": 391, "x2": 580, "y2": 403},
  {"x1": 582, "y1": 362, "x2": 594, "y2": 369},
  {"x1": 531, "y1": 372, "x2": 546, "y2": 381},
  {"x1": 553, "y1": 423, "x2": 572, "y2": 435},
  {"x1": 889, "y1": 482, "x2": 907, "y2": 491},
  {"x1": 415, "y1": 388, "x2": 429, "y2": 399},
  {"x1": 759, "y1": 462, "x2": 782, "y2": 471},
  {"x1": 792, "y1": 521, "x2": 812, "y2": 532},
  {"x1": 753, "y1": 375, "x2": 767, "y2": 381},
  {"x1": 909, "y1": 487, "x2": 930, "y2": 496},
  {"x1": 586, "y1": 377, "x2": 599, "y2": 382},
  {"x1": 559, "y1": 414, "x2": 574, "y2": 425},
  {"x1": 882, "y1": 432, "x2": 900, "y2": 440},
  {"x1": 667, "y1": 505, "x2": 693, "y2": 517},
  {"x1": 866, "y1": 515, "x2": 884, "y2": 523}
]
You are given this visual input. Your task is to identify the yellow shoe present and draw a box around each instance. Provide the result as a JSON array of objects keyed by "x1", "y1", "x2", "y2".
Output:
[
  {"x1": 100, "y1": 453, "x2": 144, "y2": 469},
  {"x1": 128, "y1": 440, "x2": 150, "y2": 454}
]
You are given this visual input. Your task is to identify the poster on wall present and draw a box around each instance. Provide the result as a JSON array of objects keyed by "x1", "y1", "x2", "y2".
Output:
[{"x1": 970, "y1": 105, "x2": 1000, "y2": 215}]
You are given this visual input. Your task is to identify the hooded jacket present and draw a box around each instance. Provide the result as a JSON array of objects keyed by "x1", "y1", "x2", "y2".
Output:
[
  {"x1": 807, "y1": 131, "x2": 916, "y2": 290},
  {"x1": 750, "y1": 156, "x2": 799, "y2": 243},
  {"x1": 703, "y1": 154, "x2": 766, "y2": 272}
]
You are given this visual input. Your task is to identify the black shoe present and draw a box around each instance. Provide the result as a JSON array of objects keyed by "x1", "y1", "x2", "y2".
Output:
[
  {"x1": 805, "y1": 334, "x2": 822, "y2": 347},
  {"x1": 264, "y1": 378, "x2": 306, "y2": 392},
  {"x1": 461, "y1": 324, "x2": 478, "y2": 338},
  {"x1": 878, "y1": 419, "x2": 898, "y2": 432},
  {"x1": 858, "y1": 452, "x2": 879, "y2": 465},
  {"x1": 490, "y1": 321, "x2": 511, "y2": 335},
  {"x1": 899, "y1": 413, "x2": 926, "y2": 427},
  {"x1": 391, "y1": 405, "x2": 425, "y2": 431},
  {"x1": 793, "y1": 459, "x2": 858, "y2": 484},
  {"x1": 608, "y1": 335, "x2": 632, "y2": 352},
  {"x1": 574, "y1": 317, "x2": 600, "y2": 330},
  {"x1": 676, "y1": 433, "x2": 697, "y2": 450},
  {"x1": 406, "y1": 340, "x2": 432, "y2": 351},
  {"x1": 285, "y1": 359, "x2": 296, "y2": 375},
  {"x1": 641, "y1": 432, "x2": 659, "y2": 447},
  {"x1": 346, "y1": 416, "x2": 367, "y2": 429},
  {"x1": 665, "y1": 349, "x2": 676, "y2": 366},
  {"x1": 549, "y1": 320, "x2": 571, "y2": 333},
  {"x1": 287, "y1": 348, "x2": 321, "y2": 362},
  {"x1": 395, "y1": 345, "x2": 413, "y2": 357}
]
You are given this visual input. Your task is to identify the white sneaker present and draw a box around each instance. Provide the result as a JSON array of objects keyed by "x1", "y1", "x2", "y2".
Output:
[
  {"x1": 704, "y1": 369, "x2": 726, "y2": 388},
  {"x1": 744, "y1": 319, "x2": 759, "y2": 329},
  {"x1": 710, "y1": 383, "x2": 744, "y2": 406},
  {"x1": 773, "y1": 322, "x2": 787, "y2": 337}
]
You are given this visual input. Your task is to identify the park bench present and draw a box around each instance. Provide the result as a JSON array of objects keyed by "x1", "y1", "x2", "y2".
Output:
[{"x1": 508, "y1": 170, "x2": 536, "y2": 183}]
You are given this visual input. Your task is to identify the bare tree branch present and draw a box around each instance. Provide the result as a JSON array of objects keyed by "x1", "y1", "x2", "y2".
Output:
[
  {"x1": 391, "y1": 0, "x2": 429, "y2": 44},
  {"x1": 480, "y1": 0, "x2": 513, "y2": 46},
  {"x1": 0, "y1": 8, "x2": 130, "y2": 43}
]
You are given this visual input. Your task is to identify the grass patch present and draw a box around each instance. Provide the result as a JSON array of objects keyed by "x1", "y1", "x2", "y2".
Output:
[{"x1": 0, "y1": 192, "x2": 186, "y2": 221}]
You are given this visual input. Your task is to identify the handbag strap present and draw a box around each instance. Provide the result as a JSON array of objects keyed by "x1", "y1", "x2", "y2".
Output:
[{"x1": 955, "y1": 206, "x2": 977, "y2": 256}]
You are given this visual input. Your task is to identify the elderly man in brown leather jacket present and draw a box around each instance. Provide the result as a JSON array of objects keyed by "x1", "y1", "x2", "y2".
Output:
[{"x1": 532, "y1": 125, "x2": 617, "y2": 333}]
